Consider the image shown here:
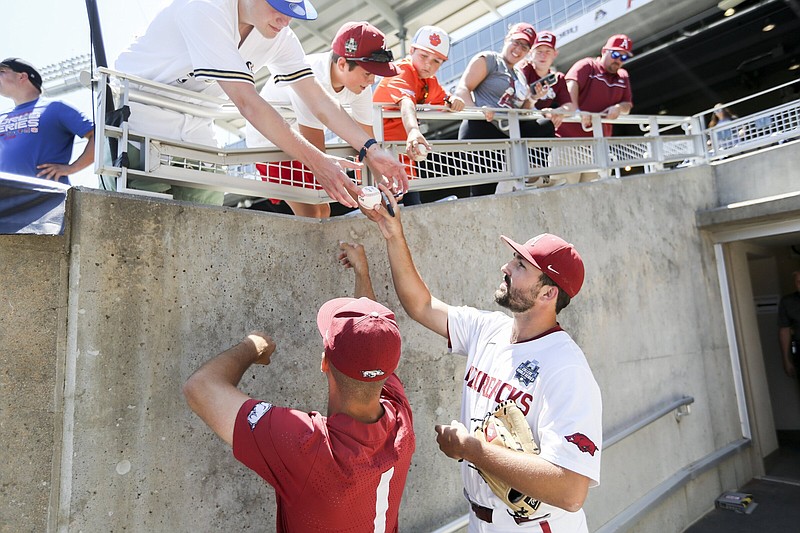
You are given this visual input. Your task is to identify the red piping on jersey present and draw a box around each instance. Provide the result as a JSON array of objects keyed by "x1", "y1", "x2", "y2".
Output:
[{"x1": 514, "y1": 324, "x2": 563, "y2": 344}]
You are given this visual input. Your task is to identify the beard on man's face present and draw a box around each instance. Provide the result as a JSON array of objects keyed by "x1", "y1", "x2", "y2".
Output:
[{"x1": 495, "y1": 274, "x2": 538, "y2": 313}]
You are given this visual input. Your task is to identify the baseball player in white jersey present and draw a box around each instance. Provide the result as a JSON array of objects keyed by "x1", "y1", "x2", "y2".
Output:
[
  {"x1": 246, "y1": 21, "x2": 398, "y2": 218},
  {"x1": 360, "y1": 189, "x2": 602, "y2": 532},
  {"x1": 113, "y1": 0, "x2": 407, "y2": 206}
]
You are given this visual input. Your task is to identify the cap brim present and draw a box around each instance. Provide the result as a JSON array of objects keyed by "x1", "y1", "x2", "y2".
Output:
[
  {"x1": 500, "y1": 235, "x2": 542, "y2": 271},
  {"x1": 411, "y1": 45, "x2": 448, "y2": 61},
  {"x1": 267, "y1": 0, "x2": 317, "y2": 20},
  {"x1": 509, "y1": 33, "x2": 534, "y2": 46},
  {"x1": 317, "y1": 297, "x2": 357, "y2": 338},
  {"x1": 359, "y1": 61, "x2": 400, "y2": 77}
]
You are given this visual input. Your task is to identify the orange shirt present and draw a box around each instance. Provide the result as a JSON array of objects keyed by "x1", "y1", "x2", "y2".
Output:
[{"x1": 372, "y1": 57, "x2": 448, "y2": 141}]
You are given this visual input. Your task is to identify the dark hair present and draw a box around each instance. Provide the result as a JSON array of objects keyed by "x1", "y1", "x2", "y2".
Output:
[
  {"x1": 708, "y1": 105, "x2": 737, "y2": 127},
  {"x1": 330, "y1": 53, "x2": 360, "y2": 71},
  {"x1": 328, "y1": 363, "x2": 385, "y2": 401},
  {"x1": 539, "y1": 272, "x2": 571, "y2": 314}
]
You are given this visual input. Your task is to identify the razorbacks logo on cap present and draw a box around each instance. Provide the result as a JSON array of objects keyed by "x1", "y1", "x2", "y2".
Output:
[
  {"x1": 521, "y1": 27, "x2": 535, "y2": 38},
  {"x1": 362, "y1": 369, "x2": 385, "y2": 379},
  {"x1": 429, "y1": 32, "x2": 442, "y2": 47},
  {"x1": 565, "y1": 432, "x2": 598, "y2": 456},
  {"x1": 538, "y1": 33, "x2": 554, "y2": 44}
]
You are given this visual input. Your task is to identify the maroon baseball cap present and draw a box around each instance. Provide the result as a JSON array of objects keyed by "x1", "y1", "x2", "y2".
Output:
[
  {"x1": 508, "y1": 23, "x2": 537, "y2": 48},
  {"x1": 500, "y1": 234, "x2": 585, "y2": 298},
  {"x1": 331, "y1": 21, "x2": 398, "y2": 77},
  {"x1": 317, "y1": 297, "x2": 401, "y2": 382},
  {"x1": 603, "y1": 34, "x2": 634, "y2": 56},
  {"x1": 533, "y1": 31, "x2": 557, "y2": 50}
]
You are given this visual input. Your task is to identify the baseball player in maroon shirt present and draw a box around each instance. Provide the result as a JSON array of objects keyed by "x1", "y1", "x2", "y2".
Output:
[{"x1": 183, "y1": 256, "x2": 415, "y2": 531}]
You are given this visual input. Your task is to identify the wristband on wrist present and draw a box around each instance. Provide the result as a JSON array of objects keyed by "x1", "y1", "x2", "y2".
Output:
[{"x1": 359, "y1": 138, "x2": 378, "y2": 160}]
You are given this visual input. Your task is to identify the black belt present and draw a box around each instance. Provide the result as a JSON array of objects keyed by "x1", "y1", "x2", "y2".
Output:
[{"x1": 468, "y1": 499, "x2": 541, "y2": 526}]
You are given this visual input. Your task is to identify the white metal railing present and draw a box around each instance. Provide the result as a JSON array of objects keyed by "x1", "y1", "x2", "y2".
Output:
[
  {"x1": 94, "y1": 68, "x2": 707, "y2": 205},
  {"x1": 706, "y1": 99, "x2": 800, "y2": 159},
  {"x1": 94, "y1": 69, "x2": 799, "y2": 206},
  {"x1": 694, "y1": 78, "x2": 800, "y2": 161},
  {"x1": 430, "y1": 395, "x2": 696, "y2": 533}
]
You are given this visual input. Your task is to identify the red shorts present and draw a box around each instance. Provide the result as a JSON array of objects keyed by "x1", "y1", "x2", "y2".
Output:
[
  {"x1": 256, "y1": 161, "x2": 321, "y2": 190},
  {"x1": 255, "y1": 160, "x2": 365, "y2": 205}
]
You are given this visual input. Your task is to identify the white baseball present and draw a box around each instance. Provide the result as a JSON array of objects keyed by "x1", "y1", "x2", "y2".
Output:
[
  {"x1": 413, "y1": 144, "x2": 429, "y2": 162},
  {"x1": 358, "y1": 186, "x2": 382, "y2": 210}
]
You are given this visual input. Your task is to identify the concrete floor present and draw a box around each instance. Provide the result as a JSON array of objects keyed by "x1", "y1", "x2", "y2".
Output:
[{"x1": 683, "y1": 435, "x2": 800, "y2": 533}]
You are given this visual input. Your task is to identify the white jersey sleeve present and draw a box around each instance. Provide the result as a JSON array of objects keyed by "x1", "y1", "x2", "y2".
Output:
[{"x1": 537, "y1": 362, "x2": 602, "y2": 486}]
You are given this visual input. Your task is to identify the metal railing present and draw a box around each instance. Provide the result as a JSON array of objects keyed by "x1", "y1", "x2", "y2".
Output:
[
  {"x1": 94, "y1": 68, "x2": 706, "y2": 205},
  {"x1": 706, "y1": 99, "x2": 800, "y2": 160},
  {"x1": 430, "y1": 396, "x2": 696, "y2": 533},
  {"x1": 695, "y1": 78, "x2": 800, "y2": 161}
]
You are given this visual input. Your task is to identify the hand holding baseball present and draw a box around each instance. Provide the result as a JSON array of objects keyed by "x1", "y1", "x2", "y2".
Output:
[{"x1": 406, "y1": 132, "x2": 431, "y2": 162}]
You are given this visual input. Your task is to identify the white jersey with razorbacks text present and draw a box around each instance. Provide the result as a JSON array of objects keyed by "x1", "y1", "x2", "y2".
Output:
[{"x1": 448, "y1": 305, "x2": 602, "y2": 533}]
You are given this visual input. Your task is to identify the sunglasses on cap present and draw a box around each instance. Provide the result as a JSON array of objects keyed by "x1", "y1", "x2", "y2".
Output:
[
  {"x1": 609, "y1": 50, "x2": 630, "y2": 62},
  {"x1": 350, "y1": 49, "x2": 394, "y2": 63}
]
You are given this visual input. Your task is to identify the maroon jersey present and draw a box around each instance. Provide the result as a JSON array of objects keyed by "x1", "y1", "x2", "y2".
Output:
[
  {"x1": 557, "y1": 56, "x2": 632, "y2": 138},
  {"x1": 521, "y1": 65, "x2": 571, "y2": 111},
  {"x1": 233, "y1": 374, "x2": 415, "y2": 532}
]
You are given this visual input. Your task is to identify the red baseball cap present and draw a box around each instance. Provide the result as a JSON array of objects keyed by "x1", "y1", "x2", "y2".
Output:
[
  {"x1": 533, "y1": 31, "x2": 557, "y2": 50},
  {"x1": 603, "y1": 34, "x2": 634, "y2": 56},
  {"x1": 332, "y1": 21, "x2": 398, "y2": 77},
  {"x1": 317, "y1": 297, "x2": 401, "y2": 382},
  {"x1": 508, "y1": 23, "x2": 537, "y2": 48},
  {"x1": 500, "y1": 234, "x2": 585, "y2": 297}
]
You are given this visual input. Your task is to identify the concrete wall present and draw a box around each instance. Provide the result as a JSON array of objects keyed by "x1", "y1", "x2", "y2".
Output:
[
  {"x1": 0, "y1": 234, "x2": 69, "y2": 533},
  {"x1": 713, "y1": 139, "x2": 800, "y2": 205},
  {"x1": 7, "y1": 149, "x2": 795, "y2": 531}
]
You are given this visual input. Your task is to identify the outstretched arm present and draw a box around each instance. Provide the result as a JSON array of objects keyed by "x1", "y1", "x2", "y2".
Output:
[
  {"x1": 290, "y1": 77, "x2": 409, "y2": 195},
  {"x1": 183, "y1": 333, "x2": 275, "y2": 446},
  {"x1": 338, "y1": 242, "x2": 377, "y2": 301},
  {"x1": 361, "y1": 185, "x2": 450, "y2": 337},
  {"x1": 219, "y1": 80, "x2": 361, "y2": 207}
]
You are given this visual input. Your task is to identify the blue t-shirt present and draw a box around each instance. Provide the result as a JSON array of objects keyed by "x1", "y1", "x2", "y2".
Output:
[{"x1": 0, "y1": 98, "x2": 94, "y2": 184}]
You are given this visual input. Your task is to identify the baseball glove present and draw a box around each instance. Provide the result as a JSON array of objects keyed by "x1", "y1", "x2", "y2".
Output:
[{"x1": 473, "y1": 400, "x2": 542, "y2": 517}]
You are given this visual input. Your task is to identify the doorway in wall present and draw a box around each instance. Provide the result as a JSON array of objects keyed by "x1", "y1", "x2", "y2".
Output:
[{"x1": 747, "y1": 244, "x2": 800, "y2": 481}]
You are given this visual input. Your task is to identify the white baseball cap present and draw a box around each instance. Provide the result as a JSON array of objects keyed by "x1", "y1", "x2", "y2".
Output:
[{"x1": 411, "y1": 26, "x2": 450, "y2": 60}]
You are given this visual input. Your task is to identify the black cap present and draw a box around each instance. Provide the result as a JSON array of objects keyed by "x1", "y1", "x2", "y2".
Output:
[{"x1": 0, "y1": 58, "x2": 43, "y2": 93}]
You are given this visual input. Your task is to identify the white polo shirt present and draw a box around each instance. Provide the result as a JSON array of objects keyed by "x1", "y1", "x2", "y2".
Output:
[{"x1": 115, "y1": 0, "x2": 311, "y2": 101}]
